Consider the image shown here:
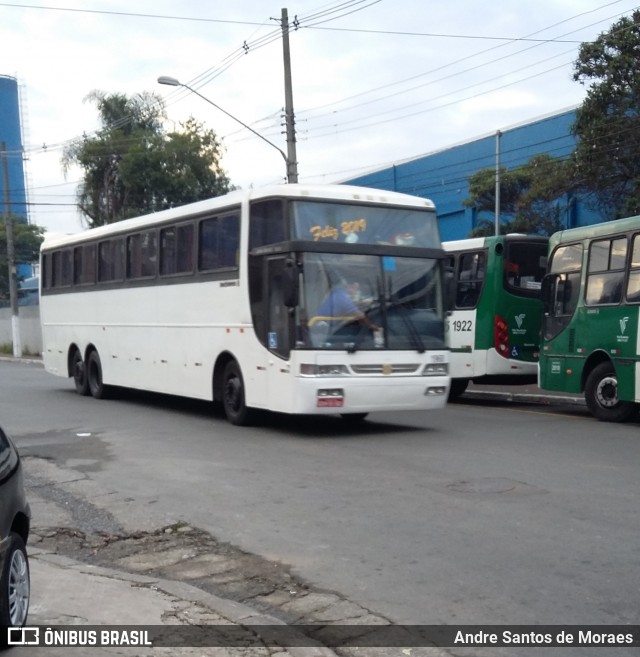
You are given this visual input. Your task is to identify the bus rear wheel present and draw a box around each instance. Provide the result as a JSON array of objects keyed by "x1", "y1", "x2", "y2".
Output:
[
  {"x1": 87, "y1": 351, "x2": 110, "y2": 400},
  {"x1": 585, "y1": 362, "x2": 636, "y2": 423},
  {"x1": 72, "y1": 348, "x2": 89, "y2": 396},
  {"x1": 222, "y1": 361, "x2": 254, "y2": 426}
]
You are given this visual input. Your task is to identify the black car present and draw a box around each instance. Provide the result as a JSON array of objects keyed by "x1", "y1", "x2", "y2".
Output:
[{"x1": 0, "y1": 427, "x2": 30, "y2": 643}]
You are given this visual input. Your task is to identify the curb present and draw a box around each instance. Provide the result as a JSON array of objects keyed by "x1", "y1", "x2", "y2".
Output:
[
  {"x1": 0, "y1": 355, "x2": 43, "y2": 366},
  {"x1": 28, "y1": 547, "x2": 338, "y2": 657}
]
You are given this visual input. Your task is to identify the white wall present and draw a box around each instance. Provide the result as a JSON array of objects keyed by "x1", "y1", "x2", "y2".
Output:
[{"x1": 0, "y1": 306, "x2": 42, "y2": 355}]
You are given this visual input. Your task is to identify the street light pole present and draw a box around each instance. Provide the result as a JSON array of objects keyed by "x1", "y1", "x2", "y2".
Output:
[{"x1": 158, "y1": 76, "x2": 295, "y2": 183}]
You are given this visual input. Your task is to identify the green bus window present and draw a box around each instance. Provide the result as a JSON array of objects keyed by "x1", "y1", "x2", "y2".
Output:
[
  {"x1": 550, "y1": 244, "x2": 582, "y2": 274},
  {"x1": 627, "y1": 234, "x2": 640, "y2": 302},
  {"x1": 588, "y1": 240, "x2": 609, "y2": 272},
  {"x1": 586, "y1": 237, "x2": 627, "y2": 305},
  {"x1": 554, "y1": 272, "x2": 581, "y2": 316},
  {"x1": 456, "y1": 251, "x2": 485, "y2": 308},
  {"x1": 610, "y1": 237, "x2": 627, "y2": 269}
]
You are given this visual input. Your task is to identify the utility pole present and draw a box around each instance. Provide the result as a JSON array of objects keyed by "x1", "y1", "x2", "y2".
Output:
[
  {"x1": 280, "y1": 7, "x2": 299, "y2": 183},
  {"x1": 1, "y1": 141, "x2": 22, "y2": 357}
]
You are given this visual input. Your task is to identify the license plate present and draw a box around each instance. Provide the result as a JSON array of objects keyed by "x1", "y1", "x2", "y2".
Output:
[{"x1": 317, "y1": 397, "x2": 344, "y2": 408}]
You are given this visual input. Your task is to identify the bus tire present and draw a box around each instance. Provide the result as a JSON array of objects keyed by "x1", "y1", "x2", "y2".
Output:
[
  {"x1": 87, "y1": 350, "x2": 110, "y2": 400},
  {"x1": 448, "y1": 379, "x2": 469, "y2": 401},
  {"x1": 72, "y1": 348, "x2": 90, "y2": 396},
  {"x1": 584, "y1": 362, "x2": 636, "y2": 423},
  {"x1": 222, "y1": 361, "x2": 254, "y2": 426}
]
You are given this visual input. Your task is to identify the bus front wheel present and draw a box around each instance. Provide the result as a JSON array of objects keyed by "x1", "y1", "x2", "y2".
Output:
[
  {"x1": 584, "y1": 362, "x2": 636, "y2": 422},
  {"x1": 448, "y1": 378, "x2": 469, "y2": 401},
  {"x1": 222, "y1": 361, "x2": 254, "y2": 426}
]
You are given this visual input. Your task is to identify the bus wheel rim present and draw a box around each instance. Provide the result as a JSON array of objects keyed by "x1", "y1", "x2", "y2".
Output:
[{"x1": 596, "y1": 376, "x2": 619, "y2": 408}]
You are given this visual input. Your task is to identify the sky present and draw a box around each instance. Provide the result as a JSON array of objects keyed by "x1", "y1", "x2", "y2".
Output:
[{"x1": 2, "y1": 0, "x2": 639, "y2": 234}]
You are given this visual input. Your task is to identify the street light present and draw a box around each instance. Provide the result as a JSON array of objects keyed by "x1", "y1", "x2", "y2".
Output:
[{"x1": 157, "y1": 76, "x2": 295, "y2": 183}]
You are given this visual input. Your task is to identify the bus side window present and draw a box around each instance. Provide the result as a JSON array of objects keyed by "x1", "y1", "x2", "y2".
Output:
[
  {"x1": 554, "y1": 273, "x2": 581, "y2": 316},
  {"x1": 626, "y1": 234, "x2": 640, "y2": 302},
  {"x1": 52, "y1": 250, "x2": 72, "y2": 288},
  {"x1": 220, "y1": 215, "x2": 240, "y2": 267},
  {"x1": 199, "y1": 214, "x2": 240, "y2": 271},
  {"x1": 74, "y1": 244, "x2": 96, "y2": 286},
  {"x1": 127, "y1": 231, "x2": 157, "y2": 280},
  {"x1": 160, "y1": 224, "x2": 194, "y2": 276},
  {"x1": 456, "y1": 251, "x2": 485, "y2": 308},
  {"x1": 585, "y1": 237, "x2": 626, "y2": 306},
  {"x1": 98, "y1": 239, "x2": 124, "y2": 283},
  {"x1": 249, "y1": 200, "x2": 285, "y2": 249}
]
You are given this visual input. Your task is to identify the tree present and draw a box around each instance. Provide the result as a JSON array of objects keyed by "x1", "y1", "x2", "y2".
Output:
[
  {"x1": 464, "y1": 154, "x2": 572, "y2": 237},
  {"x1": 572, "y1": 10, "x2": 640, "y2": 218},
  {"x1": 62, "y1": 91, "x2": 231, "y2": 228},
  {"x1": 0, "y1": 219, "x2": 44, "y2": 301}
]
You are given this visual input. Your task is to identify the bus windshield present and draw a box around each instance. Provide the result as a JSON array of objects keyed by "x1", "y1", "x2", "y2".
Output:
[
  {"x1": 299, "y1": 252, "x2": 445, "y2": 351},
  {"x1": 291, "y1": 201, "x2": 439, "y2": 247}
]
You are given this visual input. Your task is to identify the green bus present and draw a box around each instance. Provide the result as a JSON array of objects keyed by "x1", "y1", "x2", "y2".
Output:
[
  {"x1": 444, "y1": 235, "x2": 548, "y2": 399},
  {"x1": 540, "y1": 215, "x2": 640, "y2": 422}
]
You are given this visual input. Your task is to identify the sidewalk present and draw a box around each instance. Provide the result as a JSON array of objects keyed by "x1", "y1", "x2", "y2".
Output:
[{"x1": 19, "y1": 545, "x2": 337, "y2": 657}]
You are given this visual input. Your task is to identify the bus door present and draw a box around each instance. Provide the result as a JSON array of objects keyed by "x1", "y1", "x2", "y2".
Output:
[
  {"x1": 264, "y1": 255, "x2": 295, "y2": 408},
  {"x1": 447, "y1": 250, "x2": 485, "y2": 378}
]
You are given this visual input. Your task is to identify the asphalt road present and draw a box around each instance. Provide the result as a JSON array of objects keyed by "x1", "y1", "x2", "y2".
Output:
[{"x1": 3, "y1": 360, "x2": 639, "y2": 656}]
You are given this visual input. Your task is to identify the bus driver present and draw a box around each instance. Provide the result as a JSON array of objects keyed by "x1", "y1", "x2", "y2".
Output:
[{"x1": 309, "y1": 277, "x2": 379, "y2": 346}]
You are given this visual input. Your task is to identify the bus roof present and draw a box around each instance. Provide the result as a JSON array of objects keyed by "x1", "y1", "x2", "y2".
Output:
[
  {"x1": 443, "y1": 234, "x2": 548, "y2": 252},
  {"x1": 549, "y1": 215, "x2": 640, "y2": 249},
  {"x1": 41, "y1": 184, "x2": 436, "y2": 251}
]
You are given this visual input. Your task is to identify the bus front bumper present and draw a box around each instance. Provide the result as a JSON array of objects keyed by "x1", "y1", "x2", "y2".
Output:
[{"x1": 292, "y1": 374, "x2": 450, "y2": 414}]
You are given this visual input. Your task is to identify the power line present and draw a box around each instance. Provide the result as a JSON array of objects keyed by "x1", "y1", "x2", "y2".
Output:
[{"x1": 296, "y1": 3, "x2": 637, "y2": 122}]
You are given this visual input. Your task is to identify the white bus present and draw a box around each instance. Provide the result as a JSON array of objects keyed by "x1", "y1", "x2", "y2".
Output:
[{"x1": 40, "y1": 184, "x2": 449, "y2": 425}]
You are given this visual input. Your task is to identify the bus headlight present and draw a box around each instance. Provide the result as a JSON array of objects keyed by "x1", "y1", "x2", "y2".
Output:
[
  {"x1": 422, "y1": 363, "x2": 449, "y2": 376},
  {"x1": 300, "y1": 364, "x2": 349, "y2": 376}
]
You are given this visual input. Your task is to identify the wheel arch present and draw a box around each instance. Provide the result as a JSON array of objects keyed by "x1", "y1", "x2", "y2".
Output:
[
  {"x1": 66, "y1": 343, "x2": 82, "y2": 377},
  {"x1": 581, "y1": 350, "x2": 612, "y2": 392},
  {"x1": 65, "y1": 343, "x2": 98, "y2": 378},
  {"x1": 10, "y1": 511, "x2": 30, "y2": 545}
]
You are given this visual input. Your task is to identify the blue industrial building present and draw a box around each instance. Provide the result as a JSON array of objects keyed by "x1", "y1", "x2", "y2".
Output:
[
  {"x1": 0, "y1": 75, "x2": 28, "y2": 221},
  {"x1": 345, "y1": 108, "x2": 602, "y2": 241},
  {"x1": 0, "y1": 74, "x2": 33, "y2": 300}
]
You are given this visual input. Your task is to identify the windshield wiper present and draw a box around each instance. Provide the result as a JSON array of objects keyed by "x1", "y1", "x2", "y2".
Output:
[{"x1": 389, "y1": 299, "x2": 426, "y2": 353}]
